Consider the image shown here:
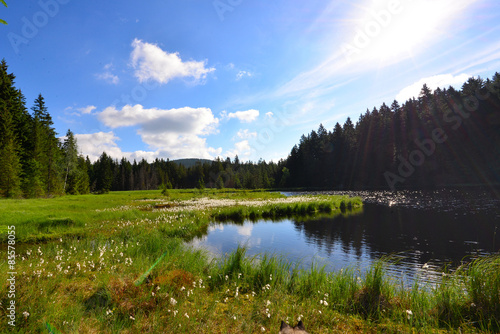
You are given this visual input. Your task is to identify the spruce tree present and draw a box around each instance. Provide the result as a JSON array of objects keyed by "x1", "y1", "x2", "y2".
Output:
[
  {"x1": 31, "y1": 94, "x2": 64, "y2": 195},
  {"x1": 62, "y1": 129, "x2": 79, "y2": 193},
  {"x1": 0, "y1": 105, "x2": 22, "y2": 197},
  {"x1": 0, "y1": 59, "x2": 24, "y2": 197}
]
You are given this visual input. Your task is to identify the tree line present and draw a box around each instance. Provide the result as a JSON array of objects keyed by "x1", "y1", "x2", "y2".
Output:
[
  {"x1": 2, "y1": 57, "x2": 499, "y2": 197},
  {"x1": 283, "y1": 73, "x2": 500, "y2": 190},
  {"x1": 89, "y1": 154, "x2": 282, "y2": 193}
]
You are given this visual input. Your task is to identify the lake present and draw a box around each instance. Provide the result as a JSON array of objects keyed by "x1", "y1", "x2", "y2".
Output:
[{"x1": 188, "y1": 189, "x2": 500, "y2": 284}]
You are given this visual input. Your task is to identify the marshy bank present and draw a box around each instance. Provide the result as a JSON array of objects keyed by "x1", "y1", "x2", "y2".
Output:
[{"x1": 0, "y1": 189, "x2": 498, "y2": 333}]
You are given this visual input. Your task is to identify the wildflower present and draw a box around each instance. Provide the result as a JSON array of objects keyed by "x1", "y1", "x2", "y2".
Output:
[
  {"x1": 170, "y1": 297, "x2": 177, "y2": 306},
  {"x1": 23, "y1": 311, "x2": 30, "y2": 318},
  {"x1": 129, "y1": 315, "x2": 135, "y2": 320},
  {"x1": 261, "y1": 327, "x2": 266, "y2": 332},
  {"x1": 266, "y1": 300, "x2": 271, "y2": 306},
  {"x1": 184, "y1": 313, "x2": 189, "y2": 318},
  {"x1": 406, "y1": 309, "x2": 413, "y2": 320}
]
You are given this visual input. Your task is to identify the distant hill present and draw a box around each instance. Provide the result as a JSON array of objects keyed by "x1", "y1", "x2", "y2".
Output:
[{"x1": 170, "y1": 158, "x2": 213, "y2": 168}]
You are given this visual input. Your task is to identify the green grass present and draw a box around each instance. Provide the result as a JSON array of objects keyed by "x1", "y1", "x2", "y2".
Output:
[{"x1": 0, "y1": 189, "x2": 498, "y2": 333}]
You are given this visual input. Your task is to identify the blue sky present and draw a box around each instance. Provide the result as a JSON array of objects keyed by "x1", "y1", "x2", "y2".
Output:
[{"x1": 2, "y1": 0, "x2": 500, "y2": 162}]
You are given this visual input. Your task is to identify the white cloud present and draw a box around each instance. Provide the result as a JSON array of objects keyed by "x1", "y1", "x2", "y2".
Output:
[
  {"x1": 226, "y1": 109, "x2": 259, "y2": 123},
  {"x1": 75, "y1": 132, "x2": 159, "y2": 162},
  {"x1": 77, "y1": 105, "x2": 96, "y2": 115},
  {"x1": 97, "y1": 104, "x2": 220, "y2": 159},
  {"x1": 74, "y1": 132, "x2": 124, "y2": 162},
  {"x1": 95, "y1": 63, "x2": 119, "y2": 84},
  {"x1": 130, "y1": 39, "x2": 215, "y2": 84},
  {"x1": 265, "y1": 112, "x2": 274, "y2": 119},
  {"x1": 396, "y1": 73, "x2": 470, "y2": 102},
  {"x1": 236, "y1": 70, "x2": 253, "y2": 80},
  {"x1": 235, "y1": 129, "x2": 257, "y2": 140},
  {"x1": 225, "y1": 140, "x2": 252, "y2": 158}
]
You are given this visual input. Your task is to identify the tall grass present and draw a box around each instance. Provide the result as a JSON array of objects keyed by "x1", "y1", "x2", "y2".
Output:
[
  {"x1": 206, "y1": 248, "x2": 500, "y2": 332},
  {"x1": 211, "y1": 196, "x2": 362, "y2": 223},
  {"x1": 1, "y1": 190, "x2": 497, "y2": 333}
]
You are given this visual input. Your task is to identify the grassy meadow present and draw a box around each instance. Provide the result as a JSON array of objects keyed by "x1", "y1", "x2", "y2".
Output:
[{"x1": 1, "y1": 189, "x2": 499, "y2": 333}]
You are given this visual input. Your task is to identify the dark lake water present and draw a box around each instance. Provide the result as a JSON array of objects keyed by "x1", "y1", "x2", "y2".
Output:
[{"x1": 188, "y1": 189, "x2": 500, "y2": 284}]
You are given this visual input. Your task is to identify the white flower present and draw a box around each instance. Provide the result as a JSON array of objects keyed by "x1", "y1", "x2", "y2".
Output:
[
  {"x1": 170, "y1": 297, "x2": 177, "y2": 306},
  {"x1": 406, "y1": 309, "x2": 413, "y2": 320}
]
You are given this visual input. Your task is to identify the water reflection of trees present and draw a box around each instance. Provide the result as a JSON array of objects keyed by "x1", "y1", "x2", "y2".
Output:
[{"x1": 293, "y1": 203, "x2": 499, "y2": 265}]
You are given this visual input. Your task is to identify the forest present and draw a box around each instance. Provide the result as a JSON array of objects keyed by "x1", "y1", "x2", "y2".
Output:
[
  {"x1": 1, "y1": 58, "x2": 499, "y2": 198},
  {"x1": 286, "y1": 74, "x2": 500, "y2": 190}
]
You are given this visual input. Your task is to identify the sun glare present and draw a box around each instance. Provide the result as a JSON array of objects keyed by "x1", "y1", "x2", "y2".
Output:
[{"x1": 347, "y1": 0, "x2": 458, "y2": 65}]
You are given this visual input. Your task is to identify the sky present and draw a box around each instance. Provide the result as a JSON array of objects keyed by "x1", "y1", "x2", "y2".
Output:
[{"x1": 2, "y1": 0, "x2": 500, "y2": 163}]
